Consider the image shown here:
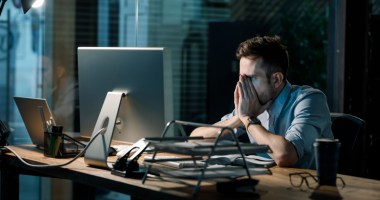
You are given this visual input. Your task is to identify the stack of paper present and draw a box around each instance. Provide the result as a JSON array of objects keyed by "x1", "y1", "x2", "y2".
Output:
[{"x1": 206, "y1": 154, "x2": 276, "y2": 168}]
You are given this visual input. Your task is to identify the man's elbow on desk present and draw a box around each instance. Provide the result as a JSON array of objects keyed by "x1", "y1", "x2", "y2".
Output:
[
  {"x1": 273, "y1": 153, "x2": 298, "y2": 167},
  {"x1": 269, "y1": 143, "x2": 298, "y2": 167}
]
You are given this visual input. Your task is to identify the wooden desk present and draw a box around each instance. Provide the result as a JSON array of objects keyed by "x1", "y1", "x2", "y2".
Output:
[{"x1": 1, "y1": 145, "x2": 380, "y2": 200}]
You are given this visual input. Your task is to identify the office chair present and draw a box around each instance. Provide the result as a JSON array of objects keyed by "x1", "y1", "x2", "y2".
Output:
[{"x1": 330, "y1": 112, "x2": 367, "y2": 177}]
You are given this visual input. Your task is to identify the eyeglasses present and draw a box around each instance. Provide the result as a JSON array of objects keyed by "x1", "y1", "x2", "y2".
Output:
[{"x1": 289, "y1": 172, "x2": 346, "y2": 191}]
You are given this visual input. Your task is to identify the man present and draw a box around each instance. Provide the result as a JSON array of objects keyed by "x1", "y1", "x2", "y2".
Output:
[{"x1": 191, "y1": 35, "x2": 333, "y2": 169}]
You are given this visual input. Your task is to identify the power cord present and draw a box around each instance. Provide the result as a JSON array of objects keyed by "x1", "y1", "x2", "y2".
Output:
[{"x1": 2, "y1": 128, "x2": 106, "y2": 168}]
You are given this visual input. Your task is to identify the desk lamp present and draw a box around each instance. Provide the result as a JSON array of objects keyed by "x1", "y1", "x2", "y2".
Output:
[{"x1": 0, "y1": 0, "x2": 43, "y2": 16}]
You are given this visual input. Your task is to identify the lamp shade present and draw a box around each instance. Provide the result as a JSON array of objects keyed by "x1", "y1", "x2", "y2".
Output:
[{"x1": 21, "y1": 0, "x2": 36, "y2": 14}]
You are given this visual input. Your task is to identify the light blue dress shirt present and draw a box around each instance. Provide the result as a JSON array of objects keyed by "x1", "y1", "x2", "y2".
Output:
[{"x1": 221, "y1": 81, "x2": 333, "y2": 169}]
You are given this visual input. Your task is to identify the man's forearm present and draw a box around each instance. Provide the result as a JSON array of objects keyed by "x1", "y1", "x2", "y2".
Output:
[
  {"x1": 190, "y1": 115, "x2": 242, "y2": 140},
  {"x1": 246, "y1": 124, "x2": 298, "y2": 167}
]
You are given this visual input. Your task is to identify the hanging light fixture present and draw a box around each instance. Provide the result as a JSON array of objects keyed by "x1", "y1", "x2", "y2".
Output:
[
  {"x1": 0, "y1": 0, "x2": 44, "y2": 16},
  {"x1": 21, "y1": 0, "x2": 44, "y2": 13}
]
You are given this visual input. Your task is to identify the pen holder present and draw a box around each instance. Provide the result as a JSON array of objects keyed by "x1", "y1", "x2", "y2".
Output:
[
  {"x1": 44, "y1": 126, "x2": 85, "y2": 158},
  {"x1": 44, "y1": 125, "x2": 64, "y2": 158}
]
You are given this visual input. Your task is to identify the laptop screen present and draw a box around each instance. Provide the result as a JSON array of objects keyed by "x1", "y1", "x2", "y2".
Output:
[{"x1": 13, "y1": 97, "x2": 54, "y2": 147}]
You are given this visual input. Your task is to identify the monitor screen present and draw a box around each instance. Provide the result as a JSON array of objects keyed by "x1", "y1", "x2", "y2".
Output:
[{"x1": 77, "y1": 47, "x2": 174, "y2": 144}]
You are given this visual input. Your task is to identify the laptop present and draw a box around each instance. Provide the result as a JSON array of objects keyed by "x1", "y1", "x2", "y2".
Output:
[
  {"x1": 14, "y1": 97, "x2": 55, "y2": 148},
  {"x1": 13, "y1": 96, "x2": 85, "y2": 152}
]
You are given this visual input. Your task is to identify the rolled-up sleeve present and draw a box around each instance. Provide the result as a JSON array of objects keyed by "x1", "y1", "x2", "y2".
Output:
[{"x1": 284, "y1": 92, "x2": 332, "y2": 167}]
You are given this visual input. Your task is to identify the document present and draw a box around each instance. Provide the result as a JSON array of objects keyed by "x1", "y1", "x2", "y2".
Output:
[
  {"x1": 150, "y1": 141, "x2": 270, "y2": 156},
  {"x1": 143, "y1": 155, "x2": 205, "y2": 169},
  {"x1": 144, "y1": 154, "x2": 275, "y2": 173},
  {"x1": 206, "y1": 154, "x2": 276, "y2": 168},
  {"x1": 158, "y1": 165, "x2": 271, "y2": 179}
]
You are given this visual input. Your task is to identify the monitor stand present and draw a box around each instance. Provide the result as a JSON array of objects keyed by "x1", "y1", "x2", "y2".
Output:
[{"x1": 84, "y1": 91, "x2": 126, "y2": 169}]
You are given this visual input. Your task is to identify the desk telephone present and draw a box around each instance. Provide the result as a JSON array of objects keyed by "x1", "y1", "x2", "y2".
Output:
[{"x1": 111, "y1": 138, "x2": 150, "y2": 178}]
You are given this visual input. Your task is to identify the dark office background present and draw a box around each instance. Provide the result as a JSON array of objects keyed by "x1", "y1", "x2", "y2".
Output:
[
  {"x1": 1, "y1": 0, "x2": 380, "y2": 199},
  {"x1": 77, "y1": 0, "x2": 379, "y2": 182}
]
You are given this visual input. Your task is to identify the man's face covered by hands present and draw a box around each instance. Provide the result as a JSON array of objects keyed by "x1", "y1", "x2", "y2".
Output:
[{"x1": 238, "y1": 57, "x2": 276, "y2": 106}]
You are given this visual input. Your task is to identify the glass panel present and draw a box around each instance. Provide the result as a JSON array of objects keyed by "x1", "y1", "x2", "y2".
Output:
[
  {"x1": 372, "y1": 0, "x2": 380, "y2": 15},
  {"x1": 2, "y1": 0, "x2": 330, "y2": 140},
  {"x1": 1, "y1": 2, "x2": 45, "y2": 144},
  {"x1": 1, "y1": 0, "x2": 330, "y2": 199}
]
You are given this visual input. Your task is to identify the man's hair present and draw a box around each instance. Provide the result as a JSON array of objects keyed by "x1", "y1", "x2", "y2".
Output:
[{"x1": 236, "y1": 35, "x2": 289, "y2": 79}]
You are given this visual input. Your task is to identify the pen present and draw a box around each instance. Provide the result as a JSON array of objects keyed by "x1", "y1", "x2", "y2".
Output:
[
  {"x1": 38, "y1": 106, "x2": 49, "y2": 132},
  {"x1": 50, "y1": 116, "x2": 56, "y2": 126}
]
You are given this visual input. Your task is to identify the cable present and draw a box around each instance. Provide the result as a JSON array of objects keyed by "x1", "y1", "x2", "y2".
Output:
[{"x1": 3, "y1": 128, "x2": 106, "y2": 168}]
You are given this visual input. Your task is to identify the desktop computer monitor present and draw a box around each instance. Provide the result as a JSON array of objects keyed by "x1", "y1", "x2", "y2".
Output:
[{"x1": 77, "y1": 47, "x2": 174, "y2": 144}]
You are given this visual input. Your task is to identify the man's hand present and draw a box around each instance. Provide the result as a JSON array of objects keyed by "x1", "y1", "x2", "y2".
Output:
[{"x1": 235, "y1": 75, "x2": 271, "y2": 120}]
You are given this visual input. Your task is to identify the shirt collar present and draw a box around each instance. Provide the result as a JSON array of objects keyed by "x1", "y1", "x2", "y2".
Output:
[{"x1": 267, "y1": 81, "x2": 292, "y2": 117}]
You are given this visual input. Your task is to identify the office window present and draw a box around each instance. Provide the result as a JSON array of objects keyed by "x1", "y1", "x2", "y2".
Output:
[
  {"x1": 372, "y1": 0, "x2": 380, "y2": 14},
  {"x1": 0, "y1": 0, "x2": 330, "y2": 199},
  {"x1": 2, "y1": 0, "x2": 330, "y2": 137},
  {"x1": 74, "y1": 0, "x2": 330, "y2": 125}
]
